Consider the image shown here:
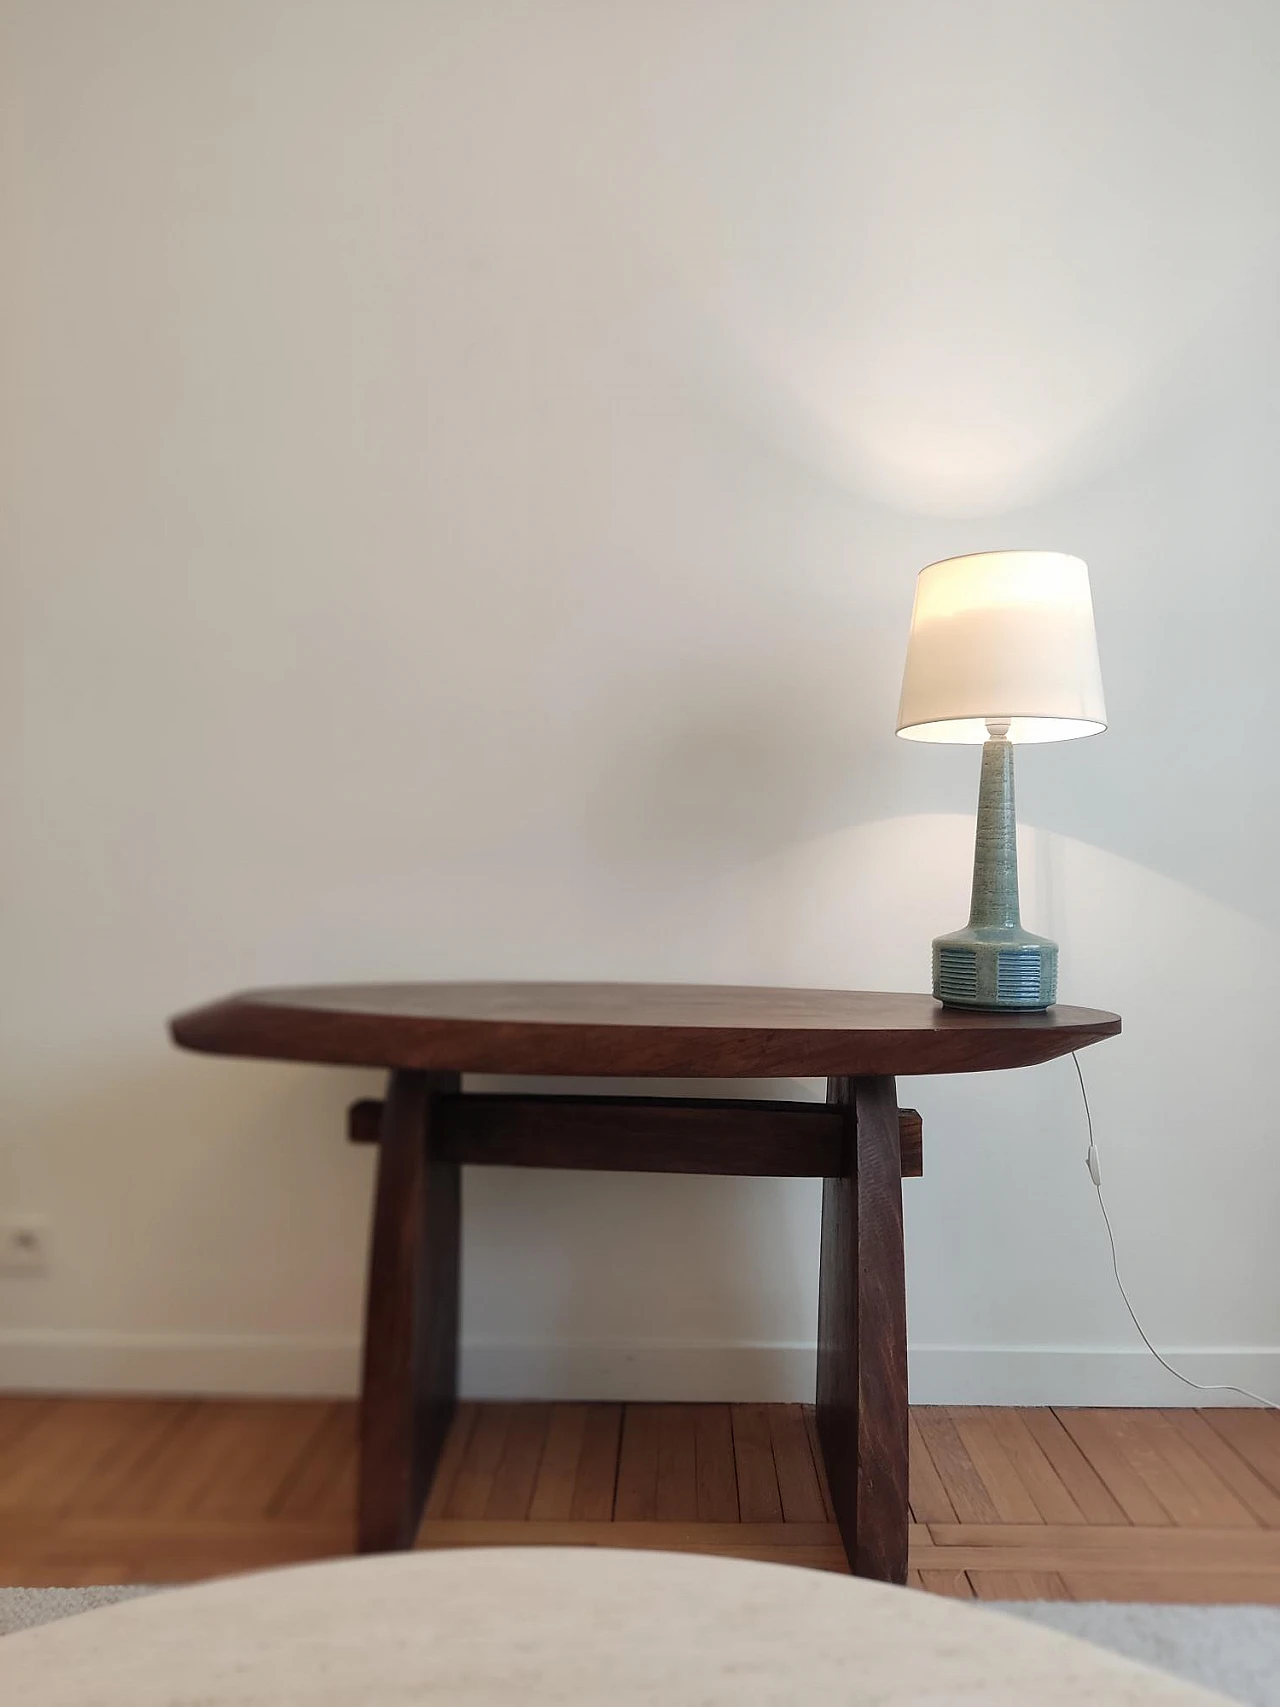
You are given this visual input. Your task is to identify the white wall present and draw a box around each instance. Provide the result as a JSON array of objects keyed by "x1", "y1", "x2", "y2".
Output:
[{"x1": 3, "y1": 0, "x2": 1279, "y2": 1404}]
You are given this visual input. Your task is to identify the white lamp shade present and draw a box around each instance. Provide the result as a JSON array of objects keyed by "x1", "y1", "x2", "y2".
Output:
[{"x1": 896, "y1": 550, "x2": 1106, "y2": 744}]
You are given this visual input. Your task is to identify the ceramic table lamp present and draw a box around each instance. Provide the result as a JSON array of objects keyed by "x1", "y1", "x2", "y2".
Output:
[{"x1": 896, "y1": 550, "x2": 1106, "y2": 1010}]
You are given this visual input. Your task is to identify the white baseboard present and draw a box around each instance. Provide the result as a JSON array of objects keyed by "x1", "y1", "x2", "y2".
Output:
[
  {"x1": 459, "y1": 1340, "x2": 815, "y2": 1402},
  {"x1": 2, "y1": 1330, "x2": 1278, "y2": 1406},
  {"x1": 0, "y1": 1330, "x2": 363, "y2": 1397},
  {"x1": 907, "y1": 1347, "x2": 1280, "y2": 1407}
]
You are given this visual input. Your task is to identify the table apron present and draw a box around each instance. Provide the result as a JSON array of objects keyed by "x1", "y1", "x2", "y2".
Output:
[{"x1": 347, "y1": 1091, "x2": 923, "y2": 1179}]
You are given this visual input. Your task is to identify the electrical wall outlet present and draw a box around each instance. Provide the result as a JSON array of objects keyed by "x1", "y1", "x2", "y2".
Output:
[{"x1": 0, "y1": 1217, "x2": 51, "y2": 1276}]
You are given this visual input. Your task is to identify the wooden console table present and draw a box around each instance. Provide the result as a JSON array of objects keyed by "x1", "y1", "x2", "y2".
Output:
[{"x1": 170, "y1": 982, "x2": 1120, "y2": 1580}]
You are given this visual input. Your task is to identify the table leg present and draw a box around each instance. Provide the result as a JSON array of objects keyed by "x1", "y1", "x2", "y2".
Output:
[
  {"x1": 816, "y1": 1073, "x2": 909, "y2": 1582},
  {"x1": 358, "y1": 1069, "x2": 461, "y2": 1552}
]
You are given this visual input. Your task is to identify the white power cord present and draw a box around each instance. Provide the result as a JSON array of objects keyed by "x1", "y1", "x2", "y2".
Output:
[{"x1": 1071, "y1": 1049, "x2": 1279, "y2": 1411}]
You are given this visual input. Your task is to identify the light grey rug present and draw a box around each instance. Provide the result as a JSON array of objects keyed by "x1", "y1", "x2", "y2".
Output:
[
  {"x1": 999, "y1": 1604, "x2": 1280, "y2": 1707},
  {"x1": 3, "y1": 1589, "x2": 1279, "y2": 1705},
  {"x1": 0, "y1": 1586, "x2": 154, "y2": 1634}
]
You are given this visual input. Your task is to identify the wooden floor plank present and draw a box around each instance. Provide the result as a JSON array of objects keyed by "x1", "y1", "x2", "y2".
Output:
[
  {"x1": 441, "y1": 1403, "x2": 512, "y2": 1520},
  {"x1": 2, "y1": 1514, "x2": 350, "y2": 1584},
  {"x1": 802, "y1": 1405, "x2": 836, "y2": 1522},
  {"x1": 1059, "y1": 1571, "x2": 1280, "y2": 1605},
  {"x1": 769, "y1": 1404, "x2": 827, "y2": 1524},
  {"x1": 977, "y1": 1409, "x2": 1085, "y2": 1525},
  {"x1": 184, "y1": 1403, "x2": 330, "y2": 1521},
  {"x1": 969, "y1": 1570, "x2": 1069, "y2": 1600},
  {"x1": 271, "y1": 1402, "x2": 357, "y2": 1522},
  {"x1": 912, "y1": 1409, "x2": 999, "y2": 1523},
  {"x1": 923, "y1": 1524, "x2": 1280, "y2": 1563},
  {"x1": 1163, "y1": 1409, "x2": 1280, "y2": 1527},
  {"x1": 484, "y1": 1404, "x2": 550, "y2": 1520},
  {"x1": 82, "y1": 1402, "x2": 199, "y2": 1512},
  {"x1": 1078, "y1": 1408, "x2": 1244, "y2": 1528},
  {"x1": 914, "y1": 1568, "x2": 974, "y2": 1598},
  {"x1": 7, "y1": 1515, "x2": 350, "y2": 1554},
  {"x1": 731, "y1": 1546, "x2": 848, "y2": 1570},
  {"x1": 914, "y1": 1547, "x2": 1274, "y2": 1573},
  {"x1": 1202, "y1": 1409, "x2": 1280, "y2": 1498},
  {"x1": 418, "y1": 1519, "x2": 836, "y2": 1549},
  {"x1": 0, "y1": 1399, "x2": 189, "y2": 1514},
  {"x1": 528, "y1": 1404, "x2": 589, "y2": 1522},
  {"x1": 8, "y1": 1397, "x2": 1280, "y2": 1603},
  {"x1": 215, "y1": 1404, "x2": 324, "y2": 1521},
  {"x1": 654, "y1": 1405, "x2": 698, "y2": 1522},
  {"x1": 0, "y1": 1557, "x2": 136, "y2": 1588},
  {"x1": 908, "y1": 1413, "x2": 957, "y2": 1523},
  {"x1": 0, "y1": 1397, "x2": 59, "y2": 1456},
  {"x1": 615, "y1": 1404, "x2": 661, "y2": 1521},
  {"x1": 731, "y1": 1404, "x2": 783, "y2": 1523},
  {"x1": 950, "y1": 1410, "x2": 1041, "y2": 1523},
  {"x1": 708, "y1": 1545, "x2": 847, "y2": 1571},
  {"x1": 1053, "y1": 1410, "x2": 1173, "y2": 1526},
  {"x1": 1020, "y1": 1409, "x2": 1127, "y2": 1525},
  {"x1": 422, "y1": 1402, "x2": 480, "y2": 1521},
  {"x1": 1130, "y1": 1410, "x2": 1259, "y2": 1528},
  {"x1": 693, "y1": 1404, "x2": 739, "y2": 1522},
  {"x1": 569, "y1": 1404, "x2": 622, "y2": 1521}
]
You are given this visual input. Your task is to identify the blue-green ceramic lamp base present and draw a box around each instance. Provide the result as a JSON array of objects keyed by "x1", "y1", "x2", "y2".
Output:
[
  {"x1": 933, "y1": 725, "x2": 1058, "y2": 1012},
  {"x1": 933, "y1": 925, "x2": 1058, "y2": 1011}
]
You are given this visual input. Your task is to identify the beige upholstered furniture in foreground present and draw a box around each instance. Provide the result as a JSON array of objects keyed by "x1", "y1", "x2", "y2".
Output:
[{"x1": 0, "y1": 1547, "x2": 1229, "y2": 1705}]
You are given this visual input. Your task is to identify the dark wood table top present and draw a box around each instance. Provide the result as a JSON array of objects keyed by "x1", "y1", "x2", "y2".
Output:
[{"x1": 170, "y1": 982, "x2": 1120, "y2": 1078}]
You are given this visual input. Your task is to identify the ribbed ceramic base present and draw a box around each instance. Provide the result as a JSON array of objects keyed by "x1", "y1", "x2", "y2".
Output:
[{"x1": 932, "y1": 925, "x2": 1058, "y2": 1011}]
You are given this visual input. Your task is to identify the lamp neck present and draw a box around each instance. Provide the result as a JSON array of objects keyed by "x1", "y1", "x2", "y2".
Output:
[{"x1": 968, "y1": 728, "x2": 1021, "y2": 930}]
